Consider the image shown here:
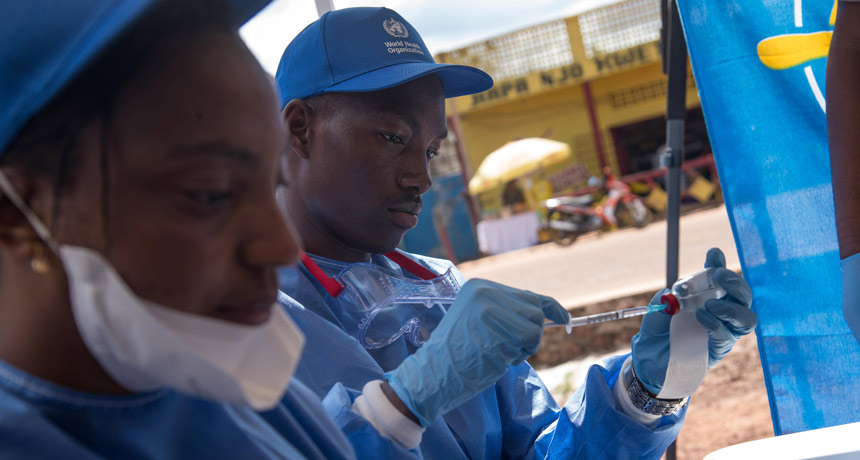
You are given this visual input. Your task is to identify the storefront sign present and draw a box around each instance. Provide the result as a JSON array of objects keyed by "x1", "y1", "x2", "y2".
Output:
[
  {"x1": 463, "y1": 42, "x2": 661, "y2": 111},
  {"x1": 470, "y1": 78, "x2": 529, "y2": 106},
  {"x1": 593, "y1": 45, "x2": 650, "y2": 73},
  {"x1": 539, "y1": 63, "x2": 585, "y2": 86}
]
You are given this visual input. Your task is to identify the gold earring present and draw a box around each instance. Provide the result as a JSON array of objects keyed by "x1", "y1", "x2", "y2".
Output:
[{"x1": 30, "y1": 241, "x2": 50, "y2": 274}]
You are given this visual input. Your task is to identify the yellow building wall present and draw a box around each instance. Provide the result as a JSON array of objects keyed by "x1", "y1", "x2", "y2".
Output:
[
  {"x1": 454, "y1": 60, "x2": 700, "y2": 202},
  {"x1": 457, "y1": 83, "x2": 592, "y2": 176},
  {"x1": 455, "y1": 85, "x2": 597, "y2": 213},
  {"x1": 589, "y1": 62, "x2": 701, "y2": 176},
  {"x1": 590, "y1": 62, "x2": 701, "y2": 139},
  {"x1": 439, "y1": 1, "x2": 704, "y2": 212}
]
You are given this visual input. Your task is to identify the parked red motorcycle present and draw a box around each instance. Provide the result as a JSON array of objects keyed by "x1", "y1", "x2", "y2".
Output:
[{"x1": 542, "y1": 175, "x2": 651, "y2": 245}]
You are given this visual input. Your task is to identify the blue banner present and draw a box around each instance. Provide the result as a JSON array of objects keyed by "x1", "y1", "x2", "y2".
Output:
[{"x1": 676, "y1": 0, "x2": 860, "y2": 435}]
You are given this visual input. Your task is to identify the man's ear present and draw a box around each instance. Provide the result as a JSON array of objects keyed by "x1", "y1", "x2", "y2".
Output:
[{"x1": 283, "y1": 99, "x2": 314, "y2": 160}]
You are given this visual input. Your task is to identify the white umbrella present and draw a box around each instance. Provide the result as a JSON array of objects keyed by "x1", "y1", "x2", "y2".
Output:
[{"x1": 468, "y1": 137, "x2": 571, "y2": 195}]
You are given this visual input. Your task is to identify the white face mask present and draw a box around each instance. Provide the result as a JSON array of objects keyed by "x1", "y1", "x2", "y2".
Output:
[{"x1": 0, "y1": 171, "x2": 304, "y2": 410}]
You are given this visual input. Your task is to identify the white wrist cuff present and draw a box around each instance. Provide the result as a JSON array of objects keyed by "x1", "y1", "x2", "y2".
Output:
[
  {"x1": 352, "y1": 380, "x2": 424, "y2": 449},
  {"x1": 613, "y1": 357, "x2": 665, "y2": 428}
]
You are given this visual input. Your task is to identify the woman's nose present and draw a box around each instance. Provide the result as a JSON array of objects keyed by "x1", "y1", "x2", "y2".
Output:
[{"x1": 242, "y1": 195, "x2": 302, "y2": 269}]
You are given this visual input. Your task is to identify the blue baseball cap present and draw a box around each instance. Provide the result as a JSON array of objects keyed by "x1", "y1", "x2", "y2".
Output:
[
  {"x1": 274, "y1": 7, "x2": 493, "y2": 107},
  {"x1": 0, "y1": 0, "x2": 272, "y2": 157}
]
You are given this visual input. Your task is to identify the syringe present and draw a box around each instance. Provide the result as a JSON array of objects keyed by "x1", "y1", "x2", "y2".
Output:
[{"x1": 547, "y1": 303, "x2": 669, "y2": 333}]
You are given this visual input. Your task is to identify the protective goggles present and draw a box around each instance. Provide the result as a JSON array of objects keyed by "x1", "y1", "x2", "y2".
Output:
[{"x1": 303, "y1": 251, "x2": 460, "y2": 349}]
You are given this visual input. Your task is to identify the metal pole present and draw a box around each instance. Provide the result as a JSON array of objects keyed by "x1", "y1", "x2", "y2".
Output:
[
  {"x1": 583, "y1": 81, "x2": 608, "y2": 170},
  {"x1": 664, "y1": 0, "x2": 688, "y2": 290},
  {"x1": 315, "y1": 0, "x2": 334, "y2": 16},
  {"x1": 662, "y1": 0, "x2": 688, "y2": 459}
]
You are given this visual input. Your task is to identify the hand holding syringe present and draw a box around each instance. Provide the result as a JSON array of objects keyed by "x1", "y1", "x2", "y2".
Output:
[{"x1": 547, "y1": 267, "x2": 726, "y2": 333}]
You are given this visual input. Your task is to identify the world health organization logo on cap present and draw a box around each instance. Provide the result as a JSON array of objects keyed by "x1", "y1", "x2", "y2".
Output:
[{"x1": 383, "y1": 18, "x2": 408, "y2": 38}]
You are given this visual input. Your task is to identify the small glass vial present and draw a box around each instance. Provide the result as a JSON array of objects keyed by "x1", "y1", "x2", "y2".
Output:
[{"x1": 661, "y1": 268, "x2": 727, "y2": 315}]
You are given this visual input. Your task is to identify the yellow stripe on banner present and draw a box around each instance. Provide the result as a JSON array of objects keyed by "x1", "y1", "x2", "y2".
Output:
[
  {"x1": 831, "y1": 0, "x2": 837, "y2": 27},
  {"x1": 757, "y1": 31, "x2": 832, "y2": 70}
]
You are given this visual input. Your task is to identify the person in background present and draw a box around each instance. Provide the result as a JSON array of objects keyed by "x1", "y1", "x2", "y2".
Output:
[
  {"x1": 827, "y1": 0, "x2": 860, "y2": 343},
  {"x1": 0, "y1": 1, "x2": 426, "y2": 458},
  {"x1": 501, "y1": 179, "x2": 529, "y2": 215},
  {"x1": 275, "y1": 7, "x2": 758, "y2": 459}
]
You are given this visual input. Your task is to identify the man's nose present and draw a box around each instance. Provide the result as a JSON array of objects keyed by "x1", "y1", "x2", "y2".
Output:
[{"x1": 398, "y1": 148, "x2": 433, "y2": 195}]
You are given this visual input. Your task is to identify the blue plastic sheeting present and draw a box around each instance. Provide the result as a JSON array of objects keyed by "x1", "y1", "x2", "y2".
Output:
[{"x1": 676, "y1": 0, "x2": 860, "y2": 435}]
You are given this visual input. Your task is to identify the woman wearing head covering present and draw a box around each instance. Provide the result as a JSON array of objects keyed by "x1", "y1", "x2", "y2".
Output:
[{"x1": 0, "y1": 1, "x2": 398, "y2": 458}]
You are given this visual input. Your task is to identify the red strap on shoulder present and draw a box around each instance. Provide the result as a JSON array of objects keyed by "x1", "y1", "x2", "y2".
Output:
[
  {"x1": 384, "y1": 250, "x2": 438, "y2": 280},
  {"x1": 301, "y1": 252, "x2": 344, "y2": 297}
]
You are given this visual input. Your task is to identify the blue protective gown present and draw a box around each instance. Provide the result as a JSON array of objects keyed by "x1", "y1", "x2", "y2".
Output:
[
  {"x1": 0, "y1": 356, "x2": 417, "y2": 459},
  {"x1": 279, "y1": 251, "x2": 686, "y2": 460}
]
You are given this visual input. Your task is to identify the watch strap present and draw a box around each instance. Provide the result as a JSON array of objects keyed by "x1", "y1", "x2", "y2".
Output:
[{"x1": 627, "y1": 368, "x2": 688, "y2": 416}]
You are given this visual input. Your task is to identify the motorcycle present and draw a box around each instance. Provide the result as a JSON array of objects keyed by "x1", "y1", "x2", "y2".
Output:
[{"x1": 542, "y1": 176, "x2": 651, "y2": 246}]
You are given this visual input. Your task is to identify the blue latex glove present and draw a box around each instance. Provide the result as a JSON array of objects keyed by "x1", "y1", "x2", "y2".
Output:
[
  {"x1": 631, "y1": 248, "x2": 756, "y2": 395},
  {"x1": 385, "y1": 278, "x2": 569, "y2": 427}
]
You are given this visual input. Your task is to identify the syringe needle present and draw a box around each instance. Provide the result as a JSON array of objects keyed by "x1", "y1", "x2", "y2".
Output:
[{"x1": 546, "y1": 303, "x2": 668, "y2": 333}]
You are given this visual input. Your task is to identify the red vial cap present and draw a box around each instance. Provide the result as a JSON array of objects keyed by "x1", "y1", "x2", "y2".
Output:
[{"x1": 660, "y1": 293, "x2": 681, "y2": 316}]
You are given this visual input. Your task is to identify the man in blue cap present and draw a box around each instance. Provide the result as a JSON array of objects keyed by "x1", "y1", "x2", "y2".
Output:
[{"x1": 276, "y1": 6, "x2": 757, "y2": 459}]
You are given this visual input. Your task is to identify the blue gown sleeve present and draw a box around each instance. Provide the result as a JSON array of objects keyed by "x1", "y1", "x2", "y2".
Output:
[
  {"x1": 321, "y1": 382, "x2": 424, "y2": 460},
  {"x1": 497, "y1": 354, "x2": 684, "y2": 460},
  {"x1": 0, "y1": 396, "x2": 102, "y2": 460}
]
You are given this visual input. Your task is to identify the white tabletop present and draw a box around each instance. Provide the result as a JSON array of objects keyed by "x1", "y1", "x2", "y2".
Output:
[
  {"x1": 705, "y1": 422, "x2": 860, "y2": 460},
  {"x1": 476, "y1": 212, "x2": 540, "y2": 255}
]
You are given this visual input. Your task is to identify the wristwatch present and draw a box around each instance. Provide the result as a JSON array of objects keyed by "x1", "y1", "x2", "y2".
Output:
[{"x1": 626, "y1": 367, "x2": 688, "y2": 416}]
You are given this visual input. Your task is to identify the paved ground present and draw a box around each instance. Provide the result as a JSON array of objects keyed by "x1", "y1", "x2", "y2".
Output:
[{"x1": 457, "y1": 204, "x2": 741, "y2": 309}]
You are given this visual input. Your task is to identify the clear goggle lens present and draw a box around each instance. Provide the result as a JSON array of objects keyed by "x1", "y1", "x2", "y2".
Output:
[
  {"x1": 337, "y1": 264, "x2": 460, "y2": 349},
  {"x1": 358, "y1": 300, "x2": 449, "y2": 349}
]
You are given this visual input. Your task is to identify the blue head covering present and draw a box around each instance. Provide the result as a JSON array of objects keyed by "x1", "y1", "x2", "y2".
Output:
[
  {"x1": 0, "y1": 0, "x2": 271, "y2": 157},
  {"x1": 274, "y1": 6, "x2": 494, "y2": 107}
]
